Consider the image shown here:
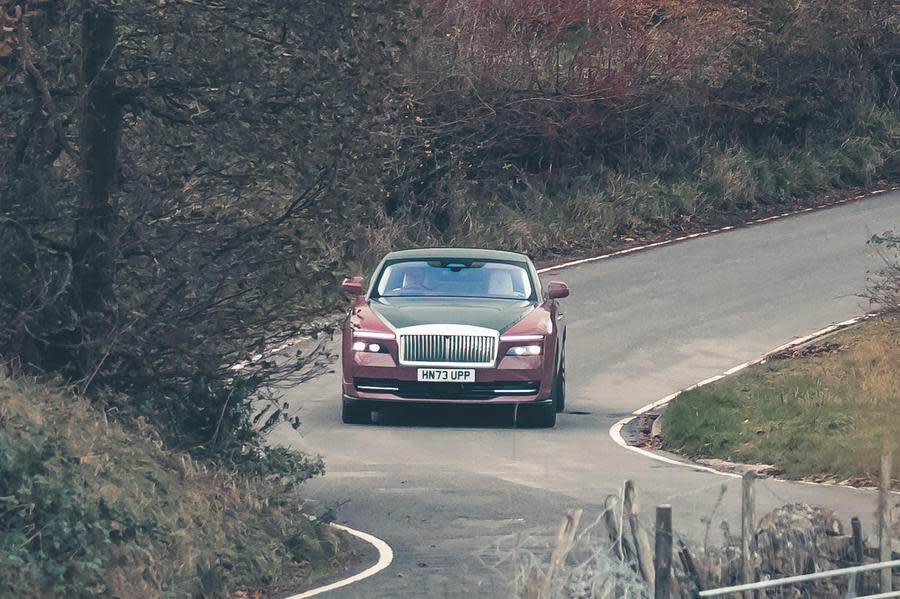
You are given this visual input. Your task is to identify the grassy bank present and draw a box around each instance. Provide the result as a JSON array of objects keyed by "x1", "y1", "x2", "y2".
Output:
[
  {"x1": 0, "y1": 373, "x2": 348, "y2": 599},
  {"x1": 661, "y1": 312, "x2": 900, "y2": 486}
]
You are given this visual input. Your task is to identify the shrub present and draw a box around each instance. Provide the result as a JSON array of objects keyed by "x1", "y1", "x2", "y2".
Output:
[{"x1": 868, "y1": 231, "x2": 900, "y2": 313}]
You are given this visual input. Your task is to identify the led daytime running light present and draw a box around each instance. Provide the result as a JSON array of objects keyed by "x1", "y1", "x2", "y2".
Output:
[{"x1": 506, "y1": 344, "x2": 541, "y2": 356}]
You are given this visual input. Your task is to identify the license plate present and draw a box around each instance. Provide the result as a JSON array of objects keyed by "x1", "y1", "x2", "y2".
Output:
[{"x1": 417, "y1": 368, "x2": 475, "y2": 383}]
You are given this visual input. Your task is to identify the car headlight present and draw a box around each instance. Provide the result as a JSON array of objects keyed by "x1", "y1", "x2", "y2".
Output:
[
  {"x1": 506, "y1": 344, "x2": 542, "y2": 356},
  {"x1": 352, "y1": 341, "x2": 389, "y2": 353}
]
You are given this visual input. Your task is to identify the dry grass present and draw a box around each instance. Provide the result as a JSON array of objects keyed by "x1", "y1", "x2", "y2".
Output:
[{"x1": 0, "y1": 373, "x2": 347, "y2": 599}]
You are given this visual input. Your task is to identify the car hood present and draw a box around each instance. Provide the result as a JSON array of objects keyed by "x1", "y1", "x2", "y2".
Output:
[{"x1": 369, "y1": 297, "x2": 535, "y2": 334}]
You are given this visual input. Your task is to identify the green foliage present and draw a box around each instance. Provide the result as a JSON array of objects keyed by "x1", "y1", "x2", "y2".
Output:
[
  {"x1": 658, "y1": 385, "x2": 745, "y2": 456},
  {"x1": 0, "y1": 374, "x2": 337, "y2": 598},
  {"x1": 0, "y1": 437, "x2": 109, "y2": 595}
]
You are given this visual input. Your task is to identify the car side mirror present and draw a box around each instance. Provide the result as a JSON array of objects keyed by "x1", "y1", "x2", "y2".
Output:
[
  {"x1": 547, "y1": 281, "x2": 569, "y2": 299},
  {"x1": 342, "y1": 276, "x2": 364, "y2": 296}
]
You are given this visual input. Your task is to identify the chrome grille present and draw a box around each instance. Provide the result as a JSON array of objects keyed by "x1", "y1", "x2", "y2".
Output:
[
  {"x1": 401, "y1": 334, "x2": 495, "y2": 364},
  {"x1": 397, "y1": 325, "x2": 499, "y2": 366}
]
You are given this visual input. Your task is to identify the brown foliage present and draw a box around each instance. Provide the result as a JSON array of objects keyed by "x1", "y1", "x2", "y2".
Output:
[
  {"x1": 709, "y1": 0, "x2": 899, "y2": 137},
  {"x1": 407, "y1": 0, "x2": 731, "y2": 163},
  {"x1": 401, "y1": 0, "x2": 898, "y2": 174}
]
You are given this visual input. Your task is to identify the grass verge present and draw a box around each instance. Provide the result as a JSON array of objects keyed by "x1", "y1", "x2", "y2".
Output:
[
  {"x1": 0, "y1": 373, "x2": 351, "y2": 599},
  {"x1": 661, "y1": 312, "x2": 900, "y2": 487}
]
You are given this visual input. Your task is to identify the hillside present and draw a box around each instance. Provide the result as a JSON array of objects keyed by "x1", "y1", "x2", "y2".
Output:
[{"x1": 0, "y1": 373, "x2": 348, "y2": 599}]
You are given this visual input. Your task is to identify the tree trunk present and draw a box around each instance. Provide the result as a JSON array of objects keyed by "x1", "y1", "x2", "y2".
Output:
[{"x1": 75, "y1": 0, "x2": 119, "y2": 314}]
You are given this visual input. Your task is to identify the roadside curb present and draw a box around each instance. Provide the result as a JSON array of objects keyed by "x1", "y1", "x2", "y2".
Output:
[{"x1": 285, "y1": 522, "x2": 394, "y2": 599}]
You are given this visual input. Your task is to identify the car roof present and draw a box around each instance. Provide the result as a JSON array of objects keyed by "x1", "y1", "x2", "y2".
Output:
[{"x1": 382, "y1": 247, "x2": 532, "y2": 263}]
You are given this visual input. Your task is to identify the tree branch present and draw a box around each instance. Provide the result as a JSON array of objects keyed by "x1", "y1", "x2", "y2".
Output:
[
  {"x1": 17, "y1": 7, "x2": 78, "y2": 158},
  {"x1": 212, "y1": 168, "x2": 329, "y2": 259}
]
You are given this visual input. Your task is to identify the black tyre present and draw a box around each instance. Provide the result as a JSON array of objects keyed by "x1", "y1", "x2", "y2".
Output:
[
  {"x1": 517, "y1": 401, "x2": 556, "y2": 428},
  {"x1": 553, "y1": 346, "x2": 566, "y2": 413},
  {"x1": 341, "y1": 399, "x2": 370, "y2": 424}
]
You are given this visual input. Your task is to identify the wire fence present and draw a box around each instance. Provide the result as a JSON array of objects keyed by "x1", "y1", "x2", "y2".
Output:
[{"x1": 698, "y1": 560, "x2": 900, "y2": 598}]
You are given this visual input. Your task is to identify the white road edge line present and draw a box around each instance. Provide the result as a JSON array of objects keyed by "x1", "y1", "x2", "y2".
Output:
[
  {"x1": 536, "y1": 185, "x2": 897, "y2": 275},
  {"x1": 285, "y1": 523, "x2": 394, "y2": 599},
  {"x1": 608, "y1": 315, "x2": 872, "y2": 483}
]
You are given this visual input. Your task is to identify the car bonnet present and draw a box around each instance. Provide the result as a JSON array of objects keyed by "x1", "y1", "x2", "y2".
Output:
[{"x1": 368, "y1": 296, "x2": 535, "y2": 334}]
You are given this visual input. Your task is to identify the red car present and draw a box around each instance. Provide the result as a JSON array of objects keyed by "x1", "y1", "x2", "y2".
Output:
[{"x1": 340, "y1": 248, "x2": 568, "y2": 427}]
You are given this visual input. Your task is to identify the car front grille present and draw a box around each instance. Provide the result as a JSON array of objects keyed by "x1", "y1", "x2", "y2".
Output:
[
  {"x1": 354, "y1": 378, "x2": 540, "y2": 400},
  {"x1": 400, "y1": 334, "x2": 495, "y2": 365},
  {"x1": 397, "y1": 325, "x2": 499, "y2": 366}
]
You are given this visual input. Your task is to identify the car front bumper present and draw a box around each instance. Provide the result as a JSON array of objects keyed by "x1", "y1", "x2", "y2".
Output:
[{"x1": 343, "y1": 353, "x2": 553, "y2": 405}]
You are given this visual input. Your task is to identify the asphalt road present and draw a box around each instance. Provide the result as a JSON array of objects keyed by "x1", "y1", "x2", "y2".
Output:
[{"x1": 273, "y1": 191, "x2": 900, "y2": 597}]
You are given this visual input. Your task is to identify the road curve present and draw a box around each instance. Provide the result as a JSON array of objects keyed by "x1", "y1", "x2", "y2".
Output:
[{"x1": 273, "y1": 190, "x2": 900, "y2": 597}]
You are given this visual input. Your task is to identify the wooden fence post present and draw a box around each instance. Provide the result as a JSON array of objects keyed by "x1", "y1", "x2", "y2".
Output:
[
  {"x1": 741, "y1": 471, "x2": 756, "y2": 599},
  {"x1": 678, "y1": 539, "x2": 703, "y2": 598},
  {"x1": 655, "y1": 505, "x2": 673, "y2": 599},
  {"x1": 879, "y1": 451, "x2": 893, "y2": 594},
  {"x1": 851, "y1": 516, "x2": 863, "y2": 596},
  {"x1": 531, "y1": 508, "x2": 583, "y2": 599},
  {"x1": 625, "y1": 480, "x2": 656, "y2": 596},
  {"x1": 604, "y1": 494, "x2": 634, "y2": 562}
]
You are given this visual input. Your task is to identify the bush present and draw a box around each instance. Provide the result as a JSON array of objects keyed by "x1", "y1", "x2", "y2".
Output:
[{"x1": 868, "y1": 231, "x2": 900, "y2": 313}]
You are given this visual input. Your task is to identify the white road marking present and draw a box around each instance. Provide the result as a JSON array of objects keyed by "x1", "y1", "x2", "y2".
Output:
[
  {"x1": 609, "y1": 418, "x2": 743, "y2": 479},
  {"x1": 536, "y1": 186, "x2": 897, "y2": 275},
  {"x1": 608, "y1": 316, "x2": 872, "y2": 481},
  {"x1": 286, "y1": 523, "x2": 394, "y2": 598}
]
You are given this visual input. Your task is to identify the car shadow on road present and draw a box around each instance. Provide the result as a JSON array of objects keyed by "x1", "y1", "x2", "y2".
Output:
[
  {"x1": 369, "y1": 404, "x2": 518, "y2": 428},
  {"x1": 364, "y1": 405, "x2": 596, "y2": 429}
]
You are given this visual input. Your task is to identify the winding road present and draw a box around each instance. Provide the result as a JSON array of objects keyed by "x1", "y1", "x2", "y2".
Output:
[{"x1": 273, "y1": 190, "x2": 900, "y2": 597}]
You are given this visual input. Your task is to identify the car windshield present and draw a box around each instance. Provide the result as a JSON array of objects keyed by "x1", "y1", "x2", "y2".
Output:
[{"x1": 375, "y1": 260, "x2": 533, "y2": 299}]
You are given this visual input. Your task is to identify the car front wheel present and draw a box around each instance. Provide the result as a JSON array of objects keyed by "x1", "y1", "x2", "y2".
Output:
[
  {"x1": 553, "y1": 346, "x2": 566, "y2": 413},
  {"x1": 517, "y1": 399, "x2": 556, "y2": 428},
  {"x1": 341, "y1": 398, "x2": 370, "y2": 424}
]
